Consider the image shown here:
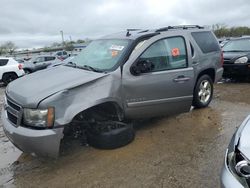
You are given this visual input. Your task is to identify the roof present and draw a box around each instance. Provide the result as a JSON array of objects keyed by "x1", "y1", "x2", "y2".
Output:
[{"x1": 102, "y1": 25, "x2": 208, "y2": 40}]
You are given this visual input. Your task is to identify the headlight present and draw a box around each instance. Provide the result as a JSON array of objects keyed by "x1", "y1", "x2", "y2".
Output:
[
  {"x1": 234, "y1": 56, "x2": 248, "y2": 64},
  {"x1": 23, "y1": 107, "x2": 54, "y2": 128}
]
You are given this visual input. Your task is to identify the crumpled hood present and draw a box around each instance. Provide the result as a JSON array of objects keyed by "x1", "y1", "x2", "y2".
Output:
[
  {"x1": 235, "y1": 115, "x2": 250, "y2": 159},
  {"x1": 6, "y1": 66, "x2": 108, "y2": 107}
]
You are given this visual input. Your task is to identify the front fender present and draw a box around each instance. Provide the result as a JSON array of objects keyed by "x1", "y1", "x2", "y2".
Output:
[{"x1": 38, "y1": 71, "x2": 123, "y2": 127}]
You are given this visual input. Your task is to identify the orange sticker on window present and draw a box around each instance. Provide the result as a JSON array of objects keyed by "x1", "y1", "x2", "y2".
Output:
[
  {"x1": 171, "y1": 48, "x2": 180, "y2": 57},
  {"x1": 111, "y1": 50, "x2": 119, "y2": 57}
]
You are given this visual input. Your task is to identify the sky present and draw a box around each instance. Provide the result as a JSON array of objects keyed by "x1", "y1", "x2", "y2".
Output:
[{"x1": 1, "y1": 0, "x2": 250, "y2": 49}]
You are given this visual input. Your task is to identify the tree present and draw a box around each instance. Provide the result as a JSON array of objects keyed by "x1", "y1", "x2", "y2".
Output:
[
  {"x1": 64, "y1": 42, "x2": 74, "y2": 51},
  {"x1": 76, "y1": 39, "x2": 85, "y2": 43},
  {"x1": 4, "y1": 41, "x2": 17, "y2": 55},
  {"x1": 0, "y1": 41, "x2": 17, "y2": 55}
]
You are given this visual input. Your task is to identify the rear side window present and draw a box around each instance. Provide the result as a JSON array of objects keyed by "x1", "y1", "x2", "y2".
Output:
[
  {"x1": 0, "y1": 59, "x2": 9, "y2": 66},
  {"x1": 191, "y1": 31, "x2": 220, "y2": 53}
]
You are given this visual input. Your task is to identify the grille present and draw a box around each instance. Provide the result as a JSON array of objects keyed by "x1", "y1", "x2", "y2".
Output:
[
  {"x1": 223, "y1": 58, "x2": 232, "y2": 64},
  {"x1": 7, "y1": 111, "x2": 18, "y2": 125},
  {"x1": 5, "y1": 96, "x2": 22, "y2": 126},
  {"x1": 7, "y1": 99, "x2": 21, "y2": 111}
]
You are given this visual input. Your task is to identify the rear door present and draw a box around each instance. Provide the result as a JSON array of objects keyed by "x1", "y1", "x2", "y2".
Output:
[{"x1": 122, "y1": 35, "x2": 195, "y2": 118}]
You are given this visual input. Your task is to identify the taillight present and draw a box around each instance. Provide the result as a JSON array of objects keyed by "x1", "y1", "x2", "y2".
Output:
[
  {"x1": 18, "y1": 64, "x2": 23, "y2": 70},
  {"x1": 220, "y1": 51, "x2": 224, "y2": 66}
]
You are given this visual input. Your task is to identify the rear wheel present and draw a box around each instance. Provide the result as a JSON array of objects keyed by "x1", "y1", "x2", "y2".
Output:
[
  {"x1": 2, "y1": 73, "x2": 18, "y2": 85},
  {"x1": 192, "y1": 75, "x2": 213, "y2": 108}
]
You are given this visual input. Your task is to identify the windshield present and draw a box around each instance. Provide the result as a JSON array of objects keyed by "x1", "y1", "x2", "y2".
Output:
[
  {"x1": 70, "y1": 39, "x2": 130, "y2": 71},
  {"x1": 223, "y1": 39, "x2": 250, "y2": 52}
]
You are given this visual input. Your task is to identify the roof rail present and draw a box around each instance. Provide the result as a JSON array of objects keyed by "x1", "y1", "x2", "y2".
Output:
[
  {"x1": 126, "y1": 29, "x2": 140, "y2": 37},
  {"x1": 155, "y1": 25, "x2": 204, "y2": 32}
]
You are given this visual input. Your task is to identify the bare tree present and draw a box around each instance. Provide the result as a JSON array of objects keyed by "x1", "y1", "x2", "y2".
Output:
[{"x1": 0, "y1": 41, "x2": 17, "y2": 55}]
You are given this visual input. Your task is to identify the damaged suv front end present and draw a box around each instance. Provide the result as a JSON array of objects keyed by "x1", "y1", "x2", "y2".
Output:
[
  {"x1": 1, "y1": 38, "x2": 130, "y2": 158},
  {"x1": 221, "y1": 115, "x2": 250, "y2": 188}
]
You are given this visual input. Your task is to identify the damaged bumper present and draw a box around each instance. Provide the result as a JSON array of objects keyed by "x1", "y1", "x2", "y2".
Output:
[{"x1": 1, "y1": 108, "x2": 64, "y2": 158}]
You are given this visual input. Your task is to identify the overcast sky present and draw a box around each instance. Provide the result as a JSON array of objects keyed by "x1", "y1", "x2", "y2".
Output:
[{"x1": 1, "y1": 0, "x2": 250, "y2": 49}]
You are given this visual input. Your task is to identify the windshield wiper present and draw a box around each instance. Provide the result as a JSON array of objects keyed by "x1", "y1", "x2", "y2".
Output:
[
  {"x1": 65, "y1": 62, "x2": 103, "y2": 73},
  {"x1": 81, "y1": 65, "x2": 103, "y2": 72},
  {"x1": 65, "y1": 62, "x2": 77, "y2": 67}
]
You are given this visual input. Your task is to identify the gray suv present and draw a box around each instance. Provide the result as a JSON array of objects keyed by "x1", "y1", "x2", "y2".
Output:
[{"x1": 2, "y1": 25, "x2": 223, "y2": 157}]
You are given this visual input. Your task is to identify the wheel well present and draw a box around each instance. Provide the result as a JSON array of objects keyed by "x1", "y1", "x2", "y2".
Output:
[
  {"x1": 196, "y1": 68, "x2": 215, "y2": 83},
  {"x1": 73, "y1": 102, "x2": 124, "y2": 123},
  {"x1": 2, "y1": 72, "x2": 18, "y2": 78}
]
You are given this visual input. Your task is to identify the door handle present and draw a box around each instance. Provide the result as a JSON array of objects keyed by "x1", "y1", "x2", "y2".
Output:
[
  {"x1": 173, "y1": 76, "x2": 190, "y2": 82},
  {"x1": 192, "y1": 61, "x2": 199, "y2": 65}
]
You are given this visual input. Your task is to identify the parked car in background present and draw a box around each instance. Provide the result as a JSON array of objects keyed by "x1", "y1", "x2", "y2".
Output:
[
  {"x1": 219, "y1": 38, "x2": 230, "y2": 47},
  {"x1": 221, "y1": 115, "x2": 250, "y2": 188},
  {"x1": 55, "y1": 51, "x2": 68, "y2": 60},
  {"x1": 0, "y1": 57, "x2": 25, "y2": 85},
  {"x1": 2, "y1": 25, "x2": 223, "y2": 158},
  {"x1": 23, "y1": 55, "x2": 57, "y2": 73},
  {"x1": 222, "y1": 37, "x2": 250, "y2": 79}
]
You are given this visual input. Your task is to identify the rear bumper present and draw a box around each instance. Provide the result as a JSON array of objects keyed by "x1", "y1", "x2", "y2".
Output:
[
  {"x1": 1, "y1": 108, "x2": 64, "y2": 158},
  {"x1": 215, "y1": 67, "x2": 224, "y2": 83},
  {"x1": 223, "y1": 64, "x2": 250, "y2": 77},
  {"x1": 221, "y1": 149, "x2": 245, "y2": 188}
]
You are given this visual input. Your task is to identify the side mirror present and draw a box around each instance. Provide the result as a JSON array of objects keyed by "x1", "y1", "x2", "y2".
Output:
[{"x1": 131, "y1": 60, "x2": 154, "y2": 75}]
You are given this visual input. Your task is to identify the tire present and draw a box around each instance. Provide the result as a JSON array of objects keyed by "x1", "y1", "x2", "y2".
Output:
[
  {"x1": 86, "y1": 121, "x2": 135, "y2": 149},
  {"x1": 2, "y1": 73, "x2": 18, "y2": 85},
  {"x1": 24, "y1": 69, "x2": 31, "y2": 74},
  {"x1": 192, "y1": 74, "x2": 213, "y2": 108}
]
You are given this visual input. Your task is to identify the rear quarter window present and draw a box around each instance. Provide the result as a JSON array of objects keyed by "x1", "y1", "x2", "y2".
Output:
[
  {"x1": 191, "y1": 31, "x2": 220, "y2": 53},
  {"x1": 0, "y1": 59, "x2": 9, "y2": 66}
]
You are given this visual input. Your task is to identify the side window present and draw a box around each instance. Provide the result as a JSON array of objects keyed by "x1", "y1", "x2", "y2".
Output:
[
  {"x1": 0, "y1": 59, "x2": 9, "y2": 66},
  {"x1": 138, "y1": 37, "x2": 187, "y2": 72},
  {"x1": 45, "y1": 56, "x2": 55, "y2": 61},
  {"x1": 191, "y1": 31, "x2": 220, "y2": 53},
  {"x1": 35, "y1": 57, "x2": 45, "y2": 63}
]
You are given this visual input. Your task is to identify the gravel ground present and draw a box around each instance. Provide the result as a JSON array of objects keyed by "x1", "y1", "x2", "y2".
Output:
[{"x1": 0, "y1": 81, "x2": 250, "y2": 188}]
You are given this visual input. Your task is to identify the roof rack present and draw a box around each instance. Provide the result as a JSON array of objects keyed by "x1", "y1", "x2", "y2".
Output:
[{"x1": 155, "y1": 25, "x2": 204, "y2": 32}]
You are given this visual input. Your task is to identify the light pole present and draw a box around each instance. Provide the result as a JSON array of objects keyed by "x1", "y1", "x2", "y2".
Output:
[{"x1": 60, "y1": 30, "x2": 64, "y2": 45}]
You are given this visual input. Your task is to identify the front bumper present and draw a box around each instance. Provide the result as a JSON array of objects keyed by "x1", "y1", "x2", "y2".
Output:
[
  {"x1": 1, "y1": 108, "x2": 64, "y2": 158},
  {"x1": 223, "y1": 64, "x2": 250, "y2": 77},
  {"x1": 221, "y1": 149, "x2": 245, "y2": 188}
]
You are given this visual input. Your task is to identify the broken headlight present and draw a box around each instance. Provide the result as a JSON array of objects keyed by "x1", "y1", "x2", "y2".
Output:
[{"x1": 23, "y1": 108, "x2": 54, "y2": 128}]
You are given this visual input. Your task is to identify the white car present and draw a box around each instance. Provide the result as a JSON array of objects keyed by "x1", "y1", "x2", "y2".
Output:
[{"x1": 0, "y1": 57, "x2": 25, "y2": 85}]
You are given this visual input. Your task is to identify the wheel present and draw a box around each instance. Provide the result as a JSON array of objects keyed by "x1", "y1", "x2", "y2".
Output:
[
  {"x1": 86, "y1": 121, "x2": 135, "y2": 149},
  {"x1": 2, "y1": 73, "x2": 18, "y2": 85},
  {"x1": 192, "y1": 75, "x2": 213, "y2": 108},
  {"x1": 24, "y1": 69, "x2": 31, "y2": 74}
]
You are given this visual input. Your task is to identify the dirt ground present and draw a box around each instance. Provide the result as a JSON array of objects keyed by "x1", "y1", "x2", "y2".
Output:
[{"x1": 0, "y1": 81, "x2": 250, "y2": 188}]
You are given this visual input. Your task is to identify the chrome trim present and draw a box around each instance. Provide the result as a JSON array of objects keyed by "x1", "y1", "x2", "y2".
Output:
[{"x1": 127, "y1": 95, "x2": 193, "y2": 108}]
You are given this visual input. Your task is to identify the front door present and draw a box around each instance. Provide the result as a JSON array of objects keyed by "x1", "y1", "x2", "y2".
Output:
[{"x1": 122, "y1": 36, "x2": 195, "y2": 118}]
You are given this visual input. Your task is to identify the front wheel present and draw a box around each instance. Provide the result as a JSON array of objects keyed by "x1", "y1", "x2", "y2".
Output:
[{"x1": 192, "y1": 75, "x2": 213, "y2": 108}]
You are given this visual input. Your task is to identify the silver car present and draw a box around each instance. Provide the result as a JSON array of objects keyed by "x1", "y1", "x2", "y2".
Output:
[
  {"x1": 23, "y1": 55, "x2": 57, "y2": 73},
  {"x1": 2, "y1": 26, "x2": 223, "y2": 157},
  {"x1": 221, "y1": 115, "x2": 250, "y2": 188}
]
